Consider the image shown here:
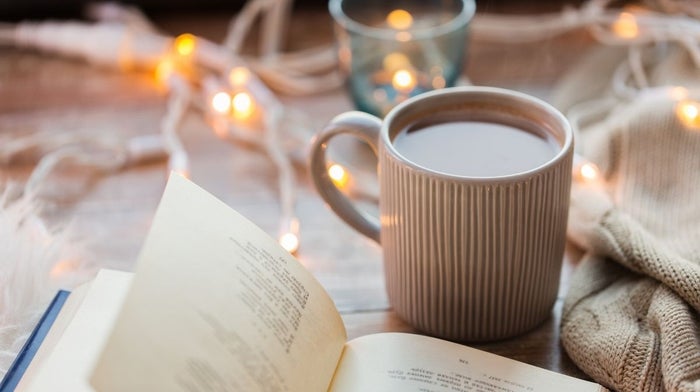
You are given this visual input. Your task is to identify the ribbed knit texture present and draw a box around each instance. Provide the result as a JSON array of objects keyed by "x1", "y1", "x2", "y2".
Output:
[{"x1": 554, "y1": 47, "x2": 700, "y2": 392}]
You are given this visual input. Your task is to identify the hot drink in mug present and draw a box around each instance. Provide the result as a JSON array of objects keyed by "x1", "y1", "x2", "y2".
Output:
[{"x1": 309, "y1": 86, "x2": 573, "y2": 341}]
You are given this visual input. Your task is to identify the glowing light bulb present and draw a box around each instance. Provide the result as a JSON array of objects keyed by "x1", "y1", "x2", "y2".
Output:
[
  {"x1": 279, "y1": 232, "x2": 300, "y2": 254},
  {"x1": 387, "y1": 9, "x2": 413, "y2": 30},
  {"x1": 211, "y1": 91, "x2": 232, "y2": 114},
  {"x1": 392, "y1": 69, "x2": 417, "y2": 92},
  {"x1": 676, "y1": 100, "x2": 700, "y2": 129},
  {"x1": 612, "y1": 12, "x2": 639, "y2": 39},
  {"x1": 573, "y1": 155, "x2": 602, "y2": 184},
  {"x1": 229, "y1": 67, "x2": 251, "y2": 86},
  {"x1": 232, "y1": 92, "x2": 254, "y2": 119},
  {"x1": 579, "y1": 162, "x2": 601, "y2": 182},
  {"x1": 279, "y1": 217, "x2": 300, "y2": 254},
  {"x1": 174, "y1": 33, "x2": 197, "y2": 57},
  {"x1": 328, "y1": 164, "x2": 350, "y2": 188}
]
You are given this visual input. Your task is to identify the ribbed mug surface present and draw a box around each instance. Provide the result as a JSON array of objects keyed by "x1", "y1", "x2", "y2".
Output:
[{"x1": 380, "y1": 146, "x2": 571, "y2": 341}]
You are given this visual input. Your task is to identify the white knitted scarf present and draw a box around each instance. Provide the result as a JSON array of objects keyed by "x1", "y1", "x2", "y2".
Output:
[{"x1": 554, "y1": 46, "x2": 700, "y2": 391}]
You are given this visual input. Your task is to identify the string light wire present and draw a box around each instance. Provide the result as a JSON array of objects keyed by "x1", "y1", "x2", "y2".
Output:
[
  {"x1": 2, "y1": 0, "x2": 700, "y2": 249},
  {"x1": 160, "y1": 73, "x2": 192, "y2": 178},
  {"x1": 470, "y1": 0, "x2": 700, "y2": 180}
]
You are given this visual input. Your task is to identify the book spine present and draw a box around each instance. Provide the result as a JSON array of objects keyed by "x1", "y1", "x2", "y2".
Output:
[{"x1": 0, "y1": 290, "x2": 71, "y2": 391}]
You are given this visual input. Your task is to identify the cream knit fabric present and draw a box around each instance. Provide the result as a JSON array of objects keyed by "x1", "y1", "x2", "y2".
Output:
[{"x1": 554, "y1": 47, "x2": 700, "y2": 392}]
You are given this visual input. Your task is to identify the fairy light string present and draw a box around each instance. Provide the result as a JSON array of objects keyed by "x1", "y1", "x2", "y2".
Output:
[
  {"x1": 0, "y1": 0, "x2": 319, "y2": 253},
  {"x1": 1, "y1": 0, "x2": 700, "y2": 250}
]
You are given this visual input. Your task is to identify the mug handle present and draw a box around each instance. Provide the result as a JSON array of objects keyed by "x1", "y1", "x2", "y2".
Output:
[{"x1": 309, "y1": 111, "x2": 382, "y2": 243}]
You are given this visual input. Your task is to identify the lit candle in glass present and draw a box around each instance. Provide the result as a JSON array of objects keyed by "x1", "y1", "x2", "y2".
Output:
[{"x1": 330, "y1": 0, "x2": 475, "y2": 116}]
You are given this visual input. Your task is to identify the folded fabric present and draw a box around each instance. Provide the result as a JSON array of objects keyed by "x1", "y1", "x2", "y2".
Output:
[{"x1": 553, "y1": 46, "x2": 700, "y2": 391}]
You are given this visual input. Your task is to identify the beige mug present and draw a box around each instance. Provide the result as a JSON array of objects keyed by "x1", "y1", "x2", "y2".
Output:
[{"x1": 309, "y1": 86, "x2": 573, "y2": 341}]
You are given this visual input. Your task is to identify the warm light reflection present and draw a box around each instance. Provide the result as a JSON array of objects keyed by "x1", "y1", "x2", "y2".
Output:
[
  {"x1": 676, "y1": 100, "x2": 700, "y2": 129},
  {"x1": 328, "y1": 163, "x2": 350, "y2": 188},
  {"x1": 211, "y1": 117, "x2": 229, "y2": 139},
  {"x1": 669, "y1": 86, "x2": 689, "y2": 101},
  {"x1": 338, "y1": 47, "x2": 352, "y2": 66},
  {"x1": 172, "y1": 167, "x2": 191, "y2": 179},
  {"x1": 174, "y1": 33, "x2": 197, "y2": 57},
  {"x1": 392, "y1": 69, "x2": 417, "y2": 92},
  {"x1": 169, "y1": 152, "x2": 190, "y2": 179},
  {"x1": 432, "y1": 76, "x2": 446, "y2": 89},
  {"x1": 395, "y1": 31, "x2": 413, "y2": 42},
  {"x1": 612, "y1": 12, "x2": 639, "y2": 39},
  {"x1": 372, "y1": 88, "x2": 388, "y2": 103},
  {"x1": 211, "y1": 91, "x2": 232, "y2": 114},
  {"x1": 387, "y1": 9, "x2": 414, "y2": 30},
  {"x1": 383, "y1": 52, "x2": 411, "y2": 72},
  {"x1": 229, "y1": 66, "x2": 251, "y2": 86},
  {"x1": 155, "y1": 59, "x2": 175, "y2": 84},
  {"x1": 50, "y1": 259, "x2": 77, "y2": 278},
  {"x1": 279, "y1": 232, "x2": 300, "y2": 254},
  {"x1": 232, "y1": 92, "x2": 254, "y2": 119}
]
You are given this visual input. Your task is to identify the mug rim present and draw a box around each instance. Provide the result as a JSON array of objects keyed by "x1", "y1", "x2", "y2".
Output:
[
  {"x1": 328, "y1": 0, "x2": 476, "y2": 41},
  {"x1": 381, "y1": 86, "x2": 574, "y2": 183}
]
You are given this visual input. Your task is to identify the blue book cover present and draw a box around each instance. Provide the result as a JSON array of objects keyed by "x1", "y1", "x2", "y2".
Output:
[{"x1": 0, "y1": 290, "x2": 71, "y2": 391}]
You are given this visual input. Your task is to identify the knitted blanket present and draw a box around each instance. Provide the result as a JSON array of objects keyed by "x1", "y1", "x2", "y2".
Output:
[{"x1": 553, "y1": 46, "x2": 700, "y2": 391}]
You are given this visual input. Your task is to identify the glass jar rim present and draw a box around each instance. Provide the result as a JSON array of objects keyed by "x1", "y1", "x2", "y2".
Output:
[{"x1": 328, "y1": 0, "x2": 476, "y2": 41}]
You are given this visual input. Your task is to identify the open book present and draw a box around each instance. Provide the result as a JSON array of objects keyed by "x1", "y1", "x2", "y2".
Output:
[{"x1": 14, "y1": 174, "x2": 606, "y2": 391}]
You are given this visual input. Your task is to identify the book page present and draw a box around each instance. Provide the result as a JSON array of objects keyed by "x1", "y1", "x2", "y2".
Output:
[
  {"x1": 19, "y1": 270, "x2": 132, "y2": 392},
  {"x1": 330, "y1": 333, "x2": 606, "y2": 392},
  {"x1": 91, "y1": 173, "x2": 347, "y2": 392}
]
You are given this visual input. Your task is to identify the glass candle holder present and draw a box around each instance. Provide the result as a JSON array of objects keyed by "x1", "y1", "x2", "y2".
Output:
[{"x1": 330, "y1": 0, "x2": 475, "y2": 117}]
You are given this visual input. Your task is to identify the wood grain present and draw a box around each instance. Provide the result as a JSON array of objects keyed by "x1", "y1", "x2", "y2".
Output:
[{"x1": 0, "y1": 7, "x2": 597, "y2": 382}]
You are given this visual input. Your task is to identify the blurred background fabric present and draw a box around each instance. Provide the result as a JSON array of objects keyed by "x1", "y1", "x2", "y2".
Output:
[{"x1": 0, "y1": 0, "x2": 587, "y2": 21}]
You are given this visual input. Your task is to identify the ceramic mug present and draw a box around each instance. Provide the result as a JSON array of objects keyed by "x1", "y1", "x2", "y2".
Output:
[{"x1": 309, "y1": 86, "x2": 573, "y2": 341}]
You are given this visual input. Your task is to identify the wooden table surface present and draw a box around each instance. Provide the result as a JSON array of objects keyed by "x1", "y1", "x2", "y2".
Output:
[{"x1": 0, "y1": 5, "x2": 597, "y2": 383}]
